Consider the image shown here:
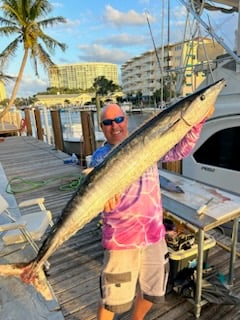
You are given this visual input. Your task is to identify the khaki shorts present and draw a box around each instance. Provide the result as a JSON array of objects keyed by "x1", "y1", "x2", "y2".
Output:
[{"x1": 99, "y1": 239, "x2": 169, "y2": 313}]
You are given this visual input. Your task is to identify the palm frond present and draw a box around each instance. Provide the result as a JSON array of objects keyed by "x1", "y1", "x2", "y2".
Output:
[
  {"x1": 1, "y1": 2, "x2": 20, "y2": 23},
  {"x1": 0, "y1": 16, "x2": 17, "y2": 26},
  {"x1": 31, "y1": 43, "x2": 55, "y2": 75},
  {"x1": 0, "y1": 25, "x2": 21, "y2": 36},
  {"x1": 0, "y1": 37, "x2": 20, "y2": 67},
  {"x1": 0, "y1": 71, "x2": 16, "y2": 83},
  {"x1": 37, "y1": 30, "x2": 67, "y2": 52},
  {"x1": 38, "y1": 16, "x2": 67, "y2": 28},
  {"x1": 30, "y1": 0, "x2": 52, "y2": 19}
]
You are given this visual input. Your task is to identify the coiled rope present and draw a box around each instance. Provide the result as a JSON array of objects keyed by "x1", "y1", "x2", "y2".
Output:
[{"x1": 5, "y1": 174, "x2": 85, "y2": 194}]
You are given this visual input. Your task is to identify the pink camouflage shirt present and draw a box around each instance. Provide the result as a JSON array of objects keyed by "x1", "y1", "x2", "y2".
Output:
[{"x1": 90, "y1": 121, "x2": 204, "y2": 250}]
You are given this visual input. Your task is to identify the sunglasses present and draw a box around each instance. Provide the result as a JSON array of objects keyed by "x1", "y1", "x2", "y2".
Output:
[{"x1": 102, "y1": 116, "x2": 125, "y2": 126}]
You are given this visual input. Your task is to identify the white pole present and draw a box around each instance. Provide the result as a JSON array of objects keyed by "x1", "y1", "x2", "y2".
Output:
[
  {"x1": 43, "y1": 107, "x2": 51, "y2": 145},
  {"x1": 237, "y1": 0, "x2": 240, "y2": 73},
  {"x1": 161, "y1": 0, "x2": 164, "y2": 105},
  {"x1": 31, "y1": 109, "x2": 37, "y2": 138}
]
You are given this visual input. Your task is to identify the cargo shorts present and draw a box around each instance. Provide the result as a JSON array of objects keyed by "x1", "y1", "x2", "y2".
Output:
[{"x1": 99, "y1": 239, "x2": 169, "y2": 314}]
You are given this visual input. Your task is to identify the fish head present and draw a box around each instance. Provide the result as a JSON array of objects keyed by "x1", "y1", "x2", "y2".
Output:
[{"x1": 179, "y1": 79, "x2": 225, "y2": 126}]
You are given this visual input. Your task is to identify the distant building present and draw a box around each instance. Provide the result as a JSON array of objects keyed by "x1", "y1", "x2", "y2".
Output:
[
  {"x1": 48, "y1": 62, "x2": 119, "y2": 91},
  {"x1": 35, "y1": 91, "x2": 124, "y2": 108},
  {"x1": 121, "y1": 37, "x2": 224, "y2": 100},
  {"x1": 34, "y1": 93, "x2": 93, "y2": 108}
]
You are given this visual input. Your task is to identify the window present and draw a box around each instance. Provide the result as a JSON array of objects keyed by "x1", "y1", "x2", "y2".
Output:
[{"x1": 193, "y1": 127, "x2": 240, "y2": 171}]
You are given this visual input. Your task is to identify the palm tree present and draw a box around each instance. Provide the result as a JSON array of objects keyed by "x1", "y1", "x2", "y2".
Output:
[
  {"x1": 0, "y1": 71, "x2": 15, "y2": 104},
  {"x1": 0, "y1": 71, "x2": 15, "y2": 83},
  {"x1": 0, "y1": 0, "x2": 67, "y2": 119},
  {"x1": 92, "y1": 76, "x2": 121, "y2": 127}
]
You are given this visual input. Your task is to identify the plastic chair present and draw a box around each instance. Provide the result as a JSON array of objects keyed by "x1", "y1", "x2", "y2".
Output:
[{"x1": 0, "y1": 194, "x2": 53, "y2": 254}]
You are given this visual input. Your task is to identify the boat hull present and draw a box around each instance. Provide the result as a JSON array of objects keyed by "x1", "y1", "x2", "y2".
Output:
[{"x1": 63, "y1": 139, "x2": 104, "y2": 157}]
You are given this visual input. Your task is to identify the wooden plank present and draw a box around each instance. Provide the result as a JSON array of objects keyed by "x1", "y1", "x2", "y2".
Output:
[
  {"x1": 0, "y1": 122, "x2": 20, "y2": 135},
  {"x1": 1, "y1": 136, "x2": 240, "y2": 320}
]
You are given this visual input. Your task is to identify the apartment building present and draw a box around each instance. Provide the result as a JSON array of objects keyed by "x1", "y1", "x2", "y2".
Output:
[
  {"x1": 121, "y1": 38, "x2": 224, "y2": 99},
  {"x1": 48, "y1": 62, "x2": 119, "y2": 91}
]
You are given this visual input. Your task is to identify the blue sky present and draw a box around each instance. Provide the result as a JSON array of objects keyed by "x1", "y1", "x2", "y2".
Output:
[{"x1": 0, "y1": 0, "x2": 238, "y2": 98}]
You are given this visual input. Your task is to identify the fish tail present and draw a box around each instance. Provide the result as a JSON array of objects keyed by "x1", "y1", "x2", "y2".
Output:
[{"x1": 0, "y1": 263, "x2": 54, "y2": 301}]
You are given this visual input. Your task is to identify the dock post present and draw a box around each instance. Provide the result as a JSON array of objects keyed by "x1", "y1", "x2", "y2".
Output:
[
  {"x1": 80, "y1": 111, "x2": 97, "y2": 164},
  {"x1": 34, "y1": 109, "x2": 44, "y2": 141},
  {"x1": 51, "y1": 110, "x2": 64, "y2": 152},
  {"x1": 162, "y1": 160, "x2": 182, "y2": 174},
  {"x1": 24, "y1": 109, "x2": 32, "y2": 136}
]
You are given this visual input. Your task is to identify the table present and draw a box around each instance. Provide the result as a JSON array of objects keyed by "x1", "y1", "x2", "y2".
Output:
[{"x1": 159, "y1": 169, "x2": 240, "y2": 319}]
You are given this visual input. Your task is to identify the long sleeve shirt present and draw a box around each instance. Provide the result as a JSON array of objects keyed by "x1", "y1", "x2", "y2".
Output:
[{"x1": 90, "y1": 122, "x2": 204, "y2": 250}]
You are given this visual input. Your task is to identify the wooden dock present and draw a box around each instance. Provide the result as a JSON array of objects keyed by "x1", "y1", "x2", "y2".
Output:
[
  {"x1": 0, "y1": 121, "x2": 20, "y2": 135},
  {"x1": 0, "y1": 108, "x2": 22, "y2": 136},
  {"x1": 0, "y1": 136, "x2": 240, "y2": 320}
]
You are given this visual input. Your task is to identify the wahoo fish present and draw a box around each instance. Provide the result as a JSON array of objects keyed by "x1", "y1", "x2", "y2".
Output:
[{"x1": 0, "y1": 79, "x2": 225, "y2": 299}]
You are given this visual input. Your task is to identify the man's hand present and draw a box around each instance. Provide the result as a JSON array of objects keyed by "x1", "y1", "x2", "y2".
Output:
[
  {"x1": 82, "y1": 167, "x2": 93, "y2": 175},
  {"x1": 104, "y1": 194, "x2": 121, "y2": 212}
]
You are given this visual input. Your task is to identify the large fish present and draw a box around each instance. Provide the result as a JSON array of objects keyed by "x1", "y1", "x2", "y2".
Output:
[{"x1": 0, "y1": 79, "x2": 225, "y2": 299}]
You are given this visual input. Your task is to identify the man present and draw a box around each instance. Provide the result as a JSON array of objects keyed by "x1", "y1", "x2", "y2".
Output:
[{"x1": 89, "y1": 103, "x2": 213, "y2": 320}]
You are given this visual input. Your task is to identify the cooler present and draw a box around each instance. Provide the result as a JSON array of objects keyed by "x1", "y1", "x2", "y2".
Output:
[{"x1": 164, "y1": 211, "x2": 216, "y2": 283}]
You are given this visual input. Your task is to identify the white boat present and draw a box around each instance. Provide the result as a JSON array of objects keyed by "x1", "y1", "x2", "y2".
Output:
[
  {"x1": 179, "y1": 0, "x2": 240, "y2": 197},
  {"x1": 120, "y1": 102, "x2": 133, "y2": 113},
  {"x1": 182, "y1": 54, "x2": 240, "y2": 196},
  {"x1": 63, "y1": 123, "x2": 105, "y2": 156}
]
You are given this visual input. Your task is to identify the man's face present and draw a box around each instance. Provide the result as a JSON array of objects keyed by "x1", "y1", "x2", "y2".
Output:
[{"x1": 100, "y1": 105, "x2": 128, "y2": 145}]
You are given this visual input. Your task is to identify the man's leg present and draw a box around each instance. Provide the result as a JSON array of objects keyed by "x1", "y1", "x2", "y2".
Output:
[
  {"x1": 98, "y1": 248, "x2": 140, "y2": 319},
  {"x1": 97, "y1": 304, "x2": 114, "y2": 320},
  {"x1": 131, "y1": 240, "x2": 169, "y2": 320},
  {"x1": 131, "y1": 293, "x2": 153, "y2": 320}
]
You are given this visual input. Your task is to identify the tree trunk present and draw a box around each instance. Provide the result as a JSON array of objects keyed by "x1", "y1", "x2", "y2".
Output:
[
  {"x1": 96, "y1": 94, "x2": 101, "y2": 130},
  {"x1": 0, "y1": 49, "x2": 29, "y2": 120}
]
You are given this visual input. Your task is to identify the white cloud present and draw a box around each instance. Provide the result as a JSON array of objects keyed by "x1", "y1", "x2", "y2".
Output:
[
  {"x1": 97, "y1": 33, "x2": 147, "y2": 47},
  {"x1": 64, "y1": 18, "x2": 81, "y2": 28},
  {"x1": 6, "y1": 75, "x2": 48, "y2": 98},
  {"x1": 51, "y1": 2, "x2": 64, "y2": 9},
  {"x1": 78, "y1": 44, "x2": 132, "y2": 64},
  {"x1": 103, "y1": 5, "x2": 156, "y2": 27}
]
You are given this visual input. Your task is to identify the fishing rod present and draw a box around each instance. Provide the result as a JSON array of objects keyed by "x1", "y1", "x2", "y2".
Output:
[{"x1": 144, "y1": 10, "x2": 163, "y2": 75}]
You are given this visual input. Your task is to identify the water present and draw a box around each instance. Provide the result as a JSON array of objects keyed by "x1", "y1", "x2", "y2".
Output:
[
  {"x1": 59, "y1": 110, "x2": 152, "y2": 133},
  {"x1": 22, "y1": 109, "x2": 154, "y2": 144},
  {"x1": 128, "y1": 113, "x2": 153, "y2": 132}
]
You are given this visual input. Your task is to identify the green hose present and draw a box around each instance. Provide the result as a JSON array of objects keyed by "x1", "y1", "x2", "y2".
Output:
[{"x1": 6, "y1": 174, "x2": 85, "y2": 194}]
